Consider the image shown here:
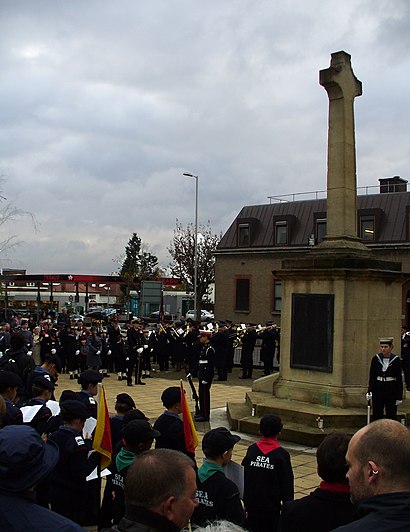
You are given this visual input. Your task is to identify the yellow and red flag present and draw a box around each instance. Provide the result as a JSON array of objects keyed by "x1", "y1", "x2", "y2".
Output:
[
  {"x1": 92, "y1": 383, "x2": 112, "y2": 469},
  {"x1": 180, "y1": 380, "x2": 199, "y2": 454}
]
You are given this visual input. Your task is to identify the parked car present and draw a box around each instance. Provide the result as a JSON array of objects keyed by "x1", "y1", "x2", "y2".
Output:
[
  {"x1": 148, "y1": 310, "x2": 174, "y2": 322},
  {"x1": 185, "y1": 309, "x2": 214, "y2": 322},
  {"x1": 70, "y1": 314, "x2": 84, "y2": 323}
]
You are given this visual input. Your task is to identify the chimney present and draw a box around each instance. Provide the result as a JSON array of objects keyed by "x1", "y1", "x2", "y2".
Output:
[{"x1": 379, "y1": 176, "x2": 408, "y2": 194}]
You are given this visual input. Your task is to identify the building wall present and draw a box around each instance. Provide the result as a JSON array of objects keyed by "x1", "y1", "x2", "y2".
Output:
[{"x1": 215, "y1": 247, "x2": 410, "y2": 325}]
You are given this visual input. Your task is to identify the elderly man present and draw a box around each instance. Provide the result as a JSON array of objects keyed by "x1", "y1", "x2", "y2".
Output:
[
  {"x1": 333, "y1": 419, "x2": 410, "y2": 531},
  {"x1": 109, "y1": 448, "x2": 198, "y2": 531}
]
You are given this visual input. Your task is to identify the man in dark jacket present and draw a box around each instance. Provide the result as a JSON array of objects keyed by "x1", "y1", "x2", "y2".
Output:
[
  {"x1": 191, "y1": 427, "x2": 245, "y2": 527},
  {"x1": 333, "y1": 418, "x2": 410, "y2": 531},
  {"x1": 242, "y1": 414, "x2": 294, "y2": 532},
  {"x1": 108, "y1": 448, "x2": 198, "y2": 532},
  {"x1": 239, "y1": 326, "x2": 257, "y2": 379},
  {"x1": 279, "y1": 432, "x2": 354, "y2": 532}
]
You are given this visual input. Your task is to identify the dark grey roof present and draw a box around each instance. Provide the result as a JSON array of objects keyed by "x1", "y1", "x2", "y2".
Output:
[{"x1": 217, "y1": 191, "x2": 410, "y2": 249}]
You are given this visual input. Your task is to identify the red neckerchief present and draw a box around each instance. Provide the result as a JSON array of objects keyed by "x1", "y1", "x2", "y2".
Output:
[
  {"x1": 320, "y1": 480, "x2": 350, "y2": 494},
  {"x1": 256, "y1": 436, "x2": 281, "y2": 454}
]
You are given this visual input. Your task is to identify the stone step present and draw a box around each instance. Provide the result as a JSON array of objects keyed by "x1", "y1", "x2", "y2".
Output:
[
  {"x1": 227, "y1": 391, "x2": 410, "y2": 445},
  {"x1": 237, "y1": 415, "x2": 362, "y2": 447}
]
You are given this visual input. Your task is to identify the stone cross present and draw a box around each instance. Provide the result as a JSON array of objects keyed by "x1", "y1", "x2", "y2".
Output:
[{"x1": 319, "y1": 51, "x2": 362, "y2": 243}]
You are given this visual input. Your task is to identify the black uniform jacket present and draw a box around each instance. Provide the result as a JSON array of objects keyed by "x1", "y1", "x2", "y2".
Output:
[
  {"x1": 197, "y1": 344, "x2": 215, "y2": 383},
  {"x1": 191, "y1": 462, "x2": 245, "y2": 527},
  {"x1": 48, "y1": 425, "x2": 100, "y2": 523},
  {"x1": 242, "y1": 438, "x2": 294, "y2": 513},
  {"x1": 153, "y1": 411, "x2": 195, "y2": 461},
  {"x1": 368, "y1": 352, "x2": 403, "y2": 400}
]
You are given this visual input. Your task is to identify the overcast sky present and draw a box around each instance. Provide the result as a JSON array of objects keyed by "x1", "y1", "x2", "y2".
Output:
[{"x1": 1, "y1": 0, "x2": 409, "y2": 274}]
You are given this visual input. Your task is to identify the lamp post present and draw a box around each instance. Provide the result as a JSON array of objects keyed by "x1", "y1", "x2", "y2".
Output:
[{"x1": 183, "y1": 172, "x2": 199, "y2": 321}]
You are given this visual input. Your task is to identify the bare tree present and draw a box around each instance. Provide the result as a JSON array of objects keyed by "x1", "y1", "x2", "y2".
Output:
[
  {"x1": 0, "y1": 177, "x2": 38, "y2": 262},
  {"x1": 168, "y1": 219, "x2": 221, "y2": 308}
]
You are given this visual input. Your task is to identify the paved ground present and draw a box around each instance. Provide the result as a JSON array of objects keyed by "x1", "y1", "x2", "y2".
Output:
[{"x1": 56, "y1": 365, "x2": 320, "y2": 502}]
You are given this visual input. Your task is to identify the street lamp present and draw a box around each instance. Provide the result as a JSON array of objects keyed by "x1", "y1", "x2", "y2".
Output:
[{"x1": 183, "y1": 172, "x2": 199, "y2": 321}]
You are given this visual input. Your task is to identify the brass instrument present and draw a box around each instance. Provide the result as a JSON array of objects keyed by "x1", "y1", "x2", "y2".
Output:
[{"x1": 232, "y1": 323, "x2": 278, "y2": 348}]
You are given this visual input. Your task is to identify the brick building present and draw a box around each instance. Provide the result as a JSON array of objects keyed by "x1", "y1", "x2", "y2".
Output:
[{"x1": 214, "y1": 177, "x2": 410, "y2": 326}]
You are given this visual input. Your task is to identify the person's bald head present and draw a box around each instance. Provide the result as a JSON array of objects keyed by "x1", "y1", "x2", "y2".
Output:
[{"x1": 346, "y1": 419, "x2": 410, "y2": 505}]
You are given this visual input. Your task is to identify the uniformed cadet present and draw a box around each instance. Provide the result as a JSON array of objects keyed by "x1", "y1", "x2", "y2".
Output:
[
  {"x1": 48, "y1": 399, "x2": 101, "y2": 525},
  {"x1": 126, "y1": 319, "x2": 145, "y2": 386},
  {"x1": 110, "y1": 392, "x2": 136, "y2": 449},
  {"x1": 99, "y1": 419, "x2": 160, "y2": 528},
  {"x1": 24, "y1": 376, "x2": 54, "y2": 435},
  {"x1": 212, "y1": 322, "x2": 230, "y2": 381},
  {"x1": 154, "y1": 386, "x2": 196, "y2": 461},
  {"x1": 242, "y1": 414, "x2": 294, "y2": 532},
  {"x1": 367, "y1": 337, "x2": 403, "y2": 420},
  {"x1": 76, "y1": 369, "x2": 103, "y2": 419},
  {"x1": 0, "y1": 371, "x2": 23, "y2": 426},
  {"x1": 191, "y1": 427, "x2": 245, "y2": 527},
  {"x1": 196, "y1": 329, "x2": 215, "y2": 422},
  {"x1": 185, "y1": 320, "x2": 201, "y2": 376},
  {"x1": 401, "y1": 325, "x2": 410, "y2": 390},
  {"x1": 259, "y1": 323, "x2": 278, "y2": 376}
]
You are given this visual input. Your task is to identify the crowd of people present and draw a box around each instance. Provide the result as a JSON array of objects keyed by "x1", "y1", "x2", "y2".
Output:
[{"x1": 1, "y1": 309, "x2": 410, "y2": 530}]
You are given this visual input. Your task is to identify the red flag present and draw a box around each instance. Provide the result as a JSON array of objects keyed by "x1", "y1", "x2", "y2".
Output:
[
  {"x1": 92, "y1": 384, "x2": 112, "y2": 469},
  {"x1": 180, "y1": 380, "x2": 199, "y2": 454}
]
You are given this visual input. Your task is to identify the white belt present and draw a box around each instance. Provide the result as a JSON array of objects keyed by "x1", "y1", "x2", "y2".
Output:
[
  {"x1": 199, "y1": 360, "x2": 208, "y2": 364},
  {"x1": 376, "y1": 376, "x2": 396, "y2": 382}
]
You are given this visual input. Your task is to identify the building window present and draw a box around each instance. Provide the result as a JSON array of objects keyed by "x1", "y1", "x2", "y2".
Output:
[
  {"x1": 236, "y1": 278, "x2": 250, "y2": 311},
  {"x1": 26, "y1": 282, "x2": 35, "y2": 287},
  {"x1": 273, "y1": 280, "x2": 282, "y2": 311},
  {"x1": 238, "y1": 223, "x2": 250, "y2": 246},
  {"x1": 274, "y1": 221, "x2": 288, "y2": 245},
  {"x1": 360, "y1": 216, "x2": 375, "y2": 241},
  {"x1": 316, "y1": 219, "x2": 327, "y2": 243}
]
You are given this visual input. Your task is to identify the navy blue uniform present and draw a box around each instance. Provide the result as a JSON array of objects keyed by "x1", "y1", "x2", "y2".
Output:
[
  {"x1": 48, "y1": 425, "x2": 100, "y2": 525},
  {"x1": 368, "y1": 352, "x2": 403, "y2": 420},
  {"x1": 242, "y1": 438, "x2": 294, "y2": 532},
  {"x1": 191, "y1": 462, "x2": 244, "y2": 527},
  {"x1": 154, "y1": 411, "x2": 195, "y2": 461},
  {"x1": 198, "y1": 343, "x2": 215, "y2": 421}
]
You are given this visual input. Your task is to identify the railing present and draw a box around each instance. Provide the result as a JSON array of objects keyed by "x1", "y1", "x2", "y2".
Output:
[{"x1": 267, "y1": 184, "x2": 405, "y2": 204}]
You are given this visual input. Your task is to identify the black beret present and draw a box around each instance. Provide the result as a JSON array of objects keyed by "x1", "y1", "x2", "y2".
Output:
[
  {"x1": 32, "y1": 376, "x2": 55, "y2": 391},
  {"x1": 60, "y1": 400, "x2": 89, "y2": 420},
  {"x1": 123, "y1": 420, "x2": 160, "y2": 445},
  {"x1": 78, "y1": 370, "x2": 103, "y2": 385}
]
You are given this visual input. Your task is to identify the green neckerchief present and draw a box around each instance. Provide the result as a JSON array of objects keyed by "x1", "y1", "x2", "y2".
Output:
[
  {"x1": 198, "y1": 460, "x2": 225, "y2": 483},
  {"x1": 116, "y1": 447, "x2": 138, "y2": 473}
]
